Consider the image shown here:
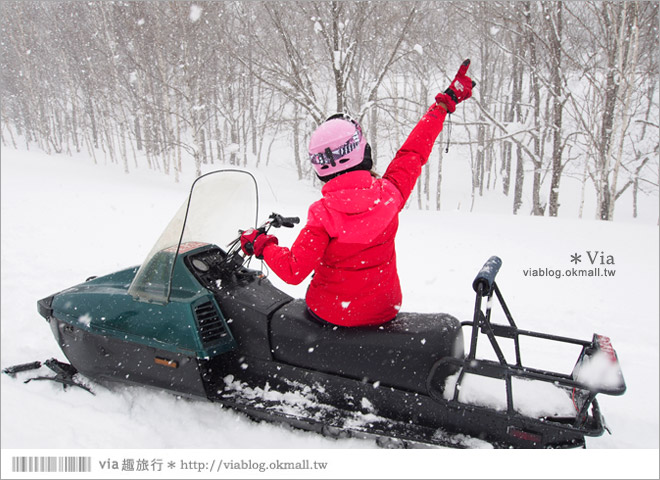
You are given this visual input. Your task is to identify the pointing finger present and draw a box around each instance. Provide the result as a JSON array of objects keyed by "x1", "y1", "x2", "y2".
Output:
[{"x1": 457, "y1": 58, "x2": 471, "y2": 77}]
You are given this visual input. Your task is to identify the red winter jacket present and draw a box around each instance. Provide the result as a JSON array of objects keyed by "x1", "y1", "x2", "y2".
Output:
[{"x1": 262, "y1": 104, "x2": 448, "y2": 326}]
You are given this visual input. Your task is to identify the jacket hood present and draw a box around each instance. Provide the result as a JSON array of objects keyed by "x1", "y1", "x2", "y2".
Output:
[
  {"x1": 318, "y1": 171, "x2": 402, "y2": 243},
  {"x1": 321, "y1": 171, "x2": 381, "y2": 214}
]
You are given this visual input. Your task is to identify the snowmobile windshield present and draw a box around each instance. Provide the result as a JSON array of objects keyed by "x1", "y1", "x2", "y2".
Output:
[{"x1": 127, "y1": 170, "x2": 258, "y2": 304}]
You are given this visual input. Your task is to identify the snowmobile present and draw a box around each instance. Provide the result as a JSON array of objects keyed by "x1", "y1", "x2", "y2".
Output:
[{"x1": 16, "y1": 169, "x2": 626, "y2": 448}]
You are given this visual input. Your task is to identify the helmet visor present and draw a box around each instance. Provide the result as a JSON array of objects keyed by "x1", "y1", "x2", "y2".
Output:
[{"x1": 309, "y1": 130, "x2": 361, "y2": 166}]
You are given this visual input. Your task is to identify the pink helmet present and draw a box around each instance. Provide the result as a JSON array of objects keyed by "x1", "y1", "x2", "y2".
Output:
[{"x1": 308, "y1": 114, "x2": 370, "y2": 180}]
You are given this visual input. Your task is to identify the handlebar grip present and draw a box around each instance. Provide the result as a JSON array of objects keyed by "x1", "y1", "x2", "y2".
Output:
[
  {"x1": 280, "y1": 216, "x2": 300, "y2": 228},
  {"x1": 472, "y1": 256, "x2": 502, "y2": 296},
  {"x1": 269, "y1": 213, "x2": 300, "y2": 228}
]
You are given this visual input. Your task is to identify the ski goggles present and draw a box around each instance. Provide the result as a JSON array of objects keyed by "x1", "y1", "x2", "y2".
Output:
[{"x1": 309, "y1": 129, "x2": 362, "y2": 166}]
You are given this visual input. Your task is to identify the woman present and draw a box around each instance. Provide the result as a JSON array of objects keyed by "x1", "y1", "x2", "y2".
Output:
[{"x1": 241, "y1": 60, "x2": 475, "y2": 327}]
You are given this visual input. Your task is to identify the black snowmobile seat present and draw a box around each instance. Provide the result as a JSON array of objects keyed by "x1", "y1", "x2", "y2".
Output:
[{"x1": 270, "y1": 299, "x2": 464, "y2": 394}]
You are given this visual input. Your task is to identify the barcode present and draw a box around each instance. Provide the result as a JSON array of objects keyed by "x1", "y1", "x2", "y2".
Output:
[{"x1": 11, "y1": 456, "x2": 91, "y2": 473}]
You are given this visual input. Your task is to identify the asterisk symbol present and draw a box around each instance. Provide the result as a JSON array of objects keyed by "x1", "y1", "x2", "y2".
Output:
[
  {"x1": 570, "y1": 253, "x2": 582, "y2": 264},
  {"x1": 167, "y1": 461, "x2": 176, "y2": 469}
]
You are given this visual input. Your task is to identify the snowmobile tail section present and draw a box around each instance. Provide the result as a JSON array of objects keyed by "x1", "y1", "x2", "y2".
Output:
[{"x1": 427, "y1": 256, "x2": 626, "y2": 447}]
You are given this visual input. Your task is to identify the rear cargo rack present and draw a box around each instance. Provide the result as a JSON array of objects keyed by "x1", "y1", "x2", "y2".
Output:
[{"x1": 428, "y1": 256, "x2": 626, "y2": 435}]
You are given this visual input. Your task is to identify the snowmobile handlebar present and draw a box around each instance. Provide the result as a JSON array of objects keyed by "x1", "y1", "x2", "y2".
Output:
[
  {"x1": 472, "y1": 256, "x2": 502, "y2": 296},
  {"x1": 251, "y1": 213, "x2": 300, "y2": 236},
  {"x1": 225, "y1": 213, "x2": 301, "y2": 262}
]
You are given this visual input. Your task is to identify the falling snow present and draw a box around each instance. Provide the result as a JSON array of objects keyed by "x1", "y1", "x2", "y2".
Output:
[{"x1": 189, "y1": 5, "x2": 203, "y2": 23}]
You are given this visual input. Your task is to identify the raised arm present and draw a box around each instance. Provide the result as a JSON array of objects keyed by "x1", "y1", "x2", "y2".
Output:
[{"x1": 384, "y1": 59, "x2": 475, "y2": 204}]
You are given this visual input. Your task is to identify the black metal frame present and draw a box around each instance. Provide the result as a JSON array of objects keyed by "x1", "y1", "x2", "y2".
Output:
[{"x1": 447, "y1": 256, "x2": 626, "y2": 431}]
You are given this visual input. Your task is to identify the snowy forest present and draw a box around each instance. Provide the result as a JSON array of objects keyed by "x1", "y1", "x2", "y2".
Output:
[{"x1": 1, "y1": 1, "x2": 658, "y2": 221}]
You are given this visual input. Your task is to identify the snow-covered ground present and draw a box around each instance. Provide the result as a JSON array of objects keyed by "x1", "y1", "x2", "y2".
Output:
[{"x1": 1, "y1": 146, "x2": 658, "y2": 478}]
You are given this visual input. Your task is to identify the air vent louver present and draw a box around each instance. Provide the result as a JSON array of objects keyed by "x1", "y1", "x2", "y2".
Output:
[{"x1": 193, "y1": 301, "x2": 228, "y2": 346}]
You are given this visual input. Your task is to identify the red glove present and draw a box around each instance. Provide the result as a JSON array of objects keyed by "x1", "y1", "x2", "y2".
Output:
[
  {"x1": 435, "y1": 59, "x2": 475, "y2": 113},
  {"x1": 253, "y1": 234, "x2": 278, "y2": 258},
  {"x1": 240, "y1": 228, "x2": 278, "y2": 259}
]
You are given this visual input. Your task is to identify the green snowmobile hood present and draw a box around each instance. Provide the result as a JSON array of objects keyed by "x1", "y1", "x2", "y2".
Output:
[
  {"x1": 50, "y1": 245, "x2": 236, "y2": 359},
  {"x1": 46, "y1": 170, "x2": 258, "y2": 360}
]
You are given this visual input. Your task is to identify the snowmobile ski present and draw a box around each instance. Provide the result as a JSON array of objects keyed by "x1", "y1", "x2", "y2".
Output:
[
  {"x1": 8, "y1": 358, "x2": 95, "y2": 395},
  {"x1": 2, "y1": 360, "x2": 42, "y2": 377}
]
